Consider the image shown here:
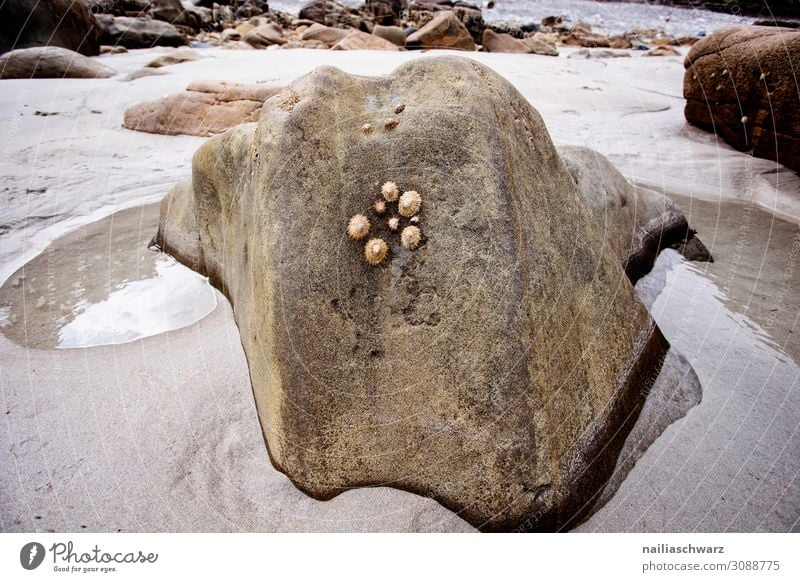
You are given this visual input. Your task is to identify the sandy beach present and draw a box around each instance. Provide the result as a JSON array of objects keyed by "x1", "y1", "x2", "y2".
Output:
[{"x1": 1, "y1": 45, "x2": 798, "y2": 532}]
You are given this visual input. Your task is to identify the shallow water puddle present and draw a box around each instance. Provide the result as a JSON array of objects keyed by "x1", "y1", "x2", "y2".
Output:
[
  {"x1": 0, "y1": 204, "x2": 216, "y2": 349},
  {"x1": 638, "y1": 249, "x2": 790, "y2": 362}
]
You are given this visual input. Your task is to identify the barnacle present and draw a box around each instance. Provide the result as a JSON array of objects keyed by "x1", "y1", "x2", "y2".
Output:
[
  {"x1": 362, "y1": 123, "x2": 373, "y2": 134},
  {"x1": 401, "y1": 226, "x2": 422, "y2": 250},
  {"x1": 387, "y1": 215, "x2": 400, "y2": 231},
  {"x1": 398, "y1": 190, "x2": 421, "y2": 217},
  {"x1": 347, "y1": 214, "x2": 370, "y2": 240},
  {"x1": 364, "y1": 238, "x2": 389, "y2": 265},
  {"x1": 372, "y1": 199, "x2": 387, "y2": 215},
  {"x1": 381, "y1": 181, "x2": 399, "y2": 202}
]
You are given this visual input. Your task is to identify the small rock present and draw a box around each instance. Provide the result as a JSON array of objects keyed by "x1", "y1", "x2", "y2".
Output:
[
  {"x1": 301, "y1": 23, "x2": 351, "y2": 47},
  {"x1": 97, "y1": 16, "x2": 186, "y2": 49},
  {"x1": 406, "y1": 11, "x2": 476, "y2": 51},
  {"x1": 0, "y1": 46, "x2": 115, "y2": 79},
  {"x1": 482, "y1": 29, "x2": 530, "y2": 53},
  {"x1": 643, "y1": 45, "x2": 681, "y2": 57},
  {"x1": 123, "y1": 80, "x2": 283, "y2": 136},
  {"x1": 332, "y1": 30, "x2": 400, "y2": 51},
  {"x1": 244, "y1": 24, "x2": 287, "y2": 49},
  {"x1": 145, "y1": 49, "x2": 203, "y2": 68},
  {"x1": 372, "y1": 25, "x2": 407, "y2": 47}
]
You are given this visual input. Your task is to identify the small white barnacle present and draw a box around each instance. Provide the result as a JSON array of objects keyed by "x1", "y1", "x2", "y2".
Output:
[
  {"x1": 401, "y1": 226, "x2": 422, "y2": 250},
  {"x1": 347, "y1": 214, "x2": 370, "y2": 240},
  {"x1": 381, "y1": 181, "x2": 399, "y2": 202},
  {"x1": 364, "y1": 238, "x2": 389, "y2": 265}
]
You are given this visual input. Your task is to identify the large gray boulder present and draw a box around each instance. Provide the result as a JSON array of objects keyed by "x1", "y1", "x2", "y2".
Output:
[
  {"x1": 0, "y1": 46, "x2": 115, "y2": 79},
  {"x1": 0, "y1": 0, "x2": 102, "y2": 56},
  {"x1": 155, "y1": 57, "x2": 681, "y2": 531}
]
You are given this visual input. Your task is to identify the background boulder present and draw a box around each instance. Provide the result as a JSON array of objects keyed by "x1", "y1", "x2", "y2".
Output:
[
  {"x1": 123, "y1": 80, "x2": 282, "y2": 136},
  {"x1": 0, "y1": 46, "x2": 115, "y2": 79},
  {"x1": 406, "y1": 11, "x2": 476, "y2": 50},
  {"x1": 96, "y1": 14, "x2": 187, "y2": 48},
  {"x1": 684, "y1": 26, "x2": 800, "y2": 172}
]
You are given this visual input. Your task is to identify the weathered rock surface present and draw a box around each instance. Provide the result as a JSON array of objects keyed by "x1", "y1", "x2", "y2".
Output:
[
  {"x1": 372, "y1": 25, "x2": 407, "y2": 46},
  {"x1": 522, "y1": 34, "x2": 559, "y2": 56},
  {"x1": 301, "y1": 24, "x2": 352, "y2": 47},
  {"x1": 244, "y1": 24, "x2": 287, "y2": 48},
  {"x1": 97, "y1": 15, "x2": 187, "y2": 49},
  {"x1": 558, "y1": 146, "x2": 699, "y2": 282},
  {"x1": 145, "y1": 48, "x2": 203, "y2": 68},
  {"x1": 644, "y1": 45, "x2": 681, "y2": 57},
  {"x1": 123, "y1": 80, "x2": 281, "y2": 136},
  {"x1": 406, "y1": 11, "x2": 476, "y2": 50},
  {"x1": 155, "y1": 57, "x2": 685, "y2": 531},
  {"x1": 0, "y1": 0, "x2": 102, "y2": 56},
  {"x1": 0, "y1": 46, "x2": 115, "y2": 79},
  {"x1": 684, "y1": 26, "x2": 800, "y2": 172},
  {"x1": 365, "y1": 0, "x2": 407, "y2": 26},
  {"x1": 406, "y1": 2, "x2": 485, "y2": 43},
  {"x1": 481, "y1": 29, "x2": 530, "y2": 53},
  {"x1": 332, "y1": 30, "x2": 400, "y2": 50},
  {"x1": 299, "y1": 1, "x2": 364, "y2": 29}
]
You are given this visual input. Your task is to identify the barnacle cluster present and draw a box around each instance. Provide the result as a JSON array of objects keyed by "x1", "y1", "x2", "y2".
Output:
[{"x1": 346, "y1": 180, "x2": 424, "y2": 266}]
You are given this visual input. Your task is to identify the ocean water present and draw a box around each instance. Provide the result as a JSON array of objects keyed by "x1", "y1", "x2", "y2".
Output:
[{"x1": 268, "y1": 0, "x2": 753, "y2": 36}]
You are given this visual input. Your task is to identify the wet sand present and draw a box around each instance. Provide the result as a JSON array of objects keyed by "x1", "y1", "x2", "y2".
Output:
[
  {"x1": 1, "y1": 47, "x2": 798, "y2": 532},
  {"x1": 0, "y1": 204, "x2": 215, "y2": 349}
]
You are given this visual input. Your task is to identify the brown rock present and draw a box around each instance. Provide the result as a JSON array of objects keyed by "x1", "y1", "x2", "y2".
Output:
[
  {"x1": 406, "y1": 11, "x2": 476, "y2": 50},
  {"x1": 684, "y1": 26, "x2": 800, "y2": 172},
  {"x1": 643, "y1": 45, "x2": 681, "y2": 57},
  {"x1": 299, "y1": 0, "x2": 364, "y2": 28},
  {"x1": 282, "y1": 39, "x2": 328, "y2": 49},
  {"x1": 609, "y1": 36, "x2": 632, "y2": 49},
  {"x1": 366, "y1": 0, "x2": 406, "y2": 26},
  {"x1": 244, "y1": 24, "x2": 287, "y2": 48},
  {"x1": 571, "y1": 22, "x2": 592, "y2": 36},
  {"x1": 97, "y1": 15, "x2": 186, "y2": 49},
  {"x1": 155, "y1": 57, "x2": 675, "y2": 532},
  {"x1": 561, "y1": 31, "x2": 611, "y2": 48},
  {"x1": 123, "y1": 80, "x2": 282, "y2": 136},
  {"x1": 332, "y1": 30, "x2": 400, "y2": 50},
  {"x1": 145, "y1": 49, "x2": 203, "y2": 68},
  {"x1": 100, "y1": 45, "x2": 128, "y2": 54},
  {"x1": 481, "y1": 29, "x2": 530, "y2": 53},
  {"x1": 521, "y1": 34, "x2": 559, "y2": 56},
  {"x1": 301, "y1": 23, "x2": 352, "y2": 47},
  {"x1": 0, "y1": 46, "x2": 115, "y2": 79},
  {"x1": 373, "y1": 25, "x2": 407, "y2": 47},
  {"x1": 221, "y1": 28, "x2": 242, "y2": 43},
  {"x1": 124, "y1": 67, "x2": 169, "y2": 82}
]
